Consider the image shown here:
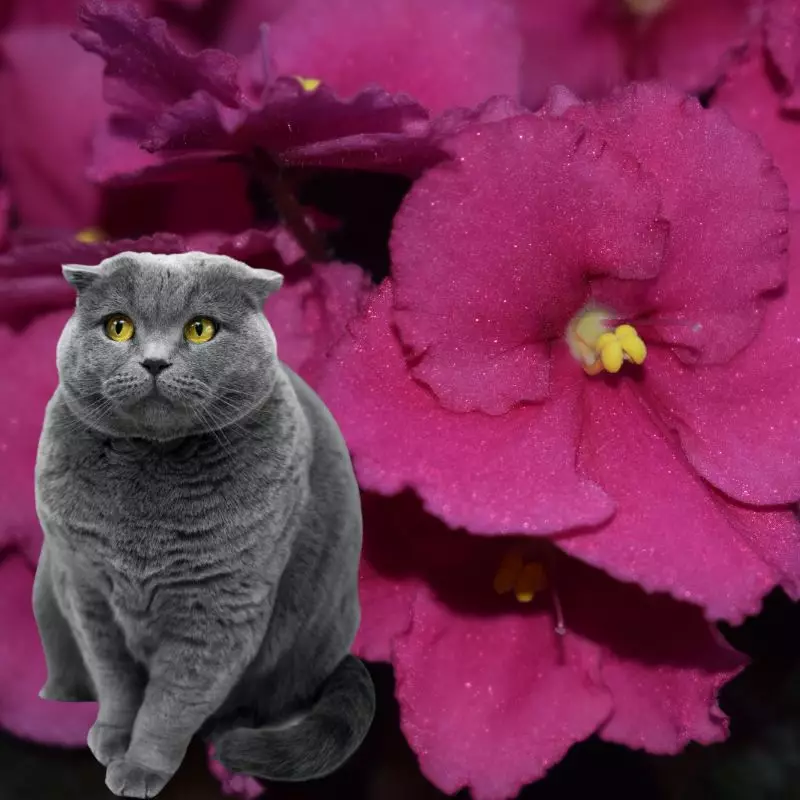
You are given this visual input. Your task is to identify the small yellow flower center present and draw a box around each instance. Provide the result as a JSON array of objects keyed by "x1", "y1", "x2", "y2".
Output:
[
  {"x1": 623, "y1": 0, "x2": 672, "y2": 17},
  {"x1": 74, "y1": 227, "x2": 107, "y2": 244},
  {"x1": 493, "y1": 548, "x2": 547, "y2": 603},
  {"x1": 294, "y1": 76, "x2": 321, "y2": 92},
  {"x1": 565, "y1": 307, "x2": 647, "y2": 376}
]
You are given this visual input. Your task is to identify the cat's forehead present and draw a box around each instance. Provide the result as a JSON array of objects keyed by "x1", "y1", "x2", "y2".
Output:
[{"x1": 89, "y1": 252, "x2": 249, "y2": 314}]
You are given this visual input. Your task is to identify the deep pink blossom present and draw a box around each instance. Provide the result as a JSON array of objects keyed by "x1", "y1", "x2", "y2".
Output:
[
  {"x1": 0, "y1": 26, "x2": 106, "y2": 229},
  {"x1": 75, "y1": 1, "x2": 513, "y2": 182},
  {"x1": 264, "y1": 0, "x2": 522, "y2": 115},
  {"x1": 713, "y1": 43, "x2": 800, "y2": 210},
  {"x1": 317, "y1": 83, "x2": 800, "y2": 624},
  {"x1": 764, "y1": 0, "x2": 800, "y2": 109},
  {"x1": 351, "y1": 492, "x2": 744, "y2": 800},
  {"x1": 518, "y1": 0, "x2": 755, "y2": 109}
]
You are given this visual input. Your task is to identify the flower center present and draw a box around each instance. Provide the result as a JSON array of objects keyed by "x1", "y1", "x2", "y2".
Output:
[
  {"x1": 622, "y1": 0, "x2": 671, "y2": 17},
  {"x1": 565, "y1": 306, "x2": 647, "y2": 376},
  {"x1": 493, "y1": 547, "x2": 567, "y2": 635},
  {"x1": 74, "y1": 227, "x2": 107, "y2": 244},
  {"x1": 493, "y1": 548, "x2": 547, "y2": 603},
  {"x1": 294, "y1": 76, "x2": 321, "y2": 92}
]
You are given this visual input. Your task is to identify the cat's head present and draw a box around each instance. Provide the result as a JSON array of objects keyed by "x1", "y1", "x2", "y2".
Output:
[{"x1": 56, "y1": 251, "x2": 284, "y2": 441}]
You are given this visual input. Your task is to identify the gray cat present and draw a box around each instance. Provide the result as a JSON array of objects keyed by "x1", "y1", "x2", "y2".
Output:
[{"x1": 31, "y1": 251, "x2": 374, "y2": 798}]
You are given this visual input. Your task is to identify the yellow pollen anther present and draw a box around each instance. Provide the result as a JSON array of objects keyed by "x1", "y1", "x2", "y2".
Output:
[
  {"x1": 294, "y1": 76, "x2": 321, "y2": 92},
  {"x1": 494, "y1": 550, "x2": 547, "y2": 604},
  {"x1": 74, "y1": 227, "x2": 107, "y2": 244},
  {"x1": 565, "y1": 307, "x2": 647, "y2": 376}
]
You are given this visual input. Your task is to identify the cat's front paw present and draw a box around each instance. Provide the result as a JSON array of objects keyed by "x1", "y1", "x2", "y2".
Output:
[
  {"x1": 105, "y1": 758, "x2": 173, "y2": 799},
  {"x1": 39, "y1": 678, "x2": 95, "y2": 702},
  {"x1": 88, "y1": 721, "x2": 132, "y2": 766}
]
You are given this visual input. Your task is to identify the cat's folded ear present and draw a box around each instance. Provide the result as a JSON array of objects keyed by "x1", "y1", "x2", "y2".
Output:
[
  {"x1": 62, "y1": 264, "x2": 100, "y2": 292},
  {"x1": 243, "y1": 268, "x2": 284, "y2": 302}
]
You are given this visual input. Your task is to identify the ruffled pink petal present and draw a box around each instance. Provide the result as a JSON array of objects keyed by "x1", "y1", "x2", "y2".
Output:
[
  {"x1": 0, "y1": 232, "x2": 187, "y2": 278},
  {"x1": 351, "y1": 493, "x2": 432, "y2": 662},
  {"x1": 557, "y1": 375, "x2": 783, "y2": 623},
  {"x1": 148, "y1": 77, "x2": 433, "y2": 175},
  {"x1": 631, "y1": 0, "x2": 752, "y2": 93},
  {"x1": 390, "y1": 113, "x2": 667, "y2": 414},
  {"x1": 317, "y1": 282, "x2": 614, "y2": 535},
  {"x1": 74, "y1": 0, "x2": 241, "y2": 122},
  {"x1": 712, "y1": 46, "x2": 800, "y2": 210},
  {"x1": 265, "y1": 262, "x2": 371, "y2": 389},
  {"x1": 641, "y1": 216, "x2": 800, "y2": 505},
  {"x1": 269, "y1": 0, "x2": 522, "y2": 115},
  {"x1": 713, "y1": 500, "x2": 800, "y2": 602},
  {"x1": 565, "y1": 82, "x2": 789, "y2": 365},
  {"x1": 0, "y1": 27, "x2": 105, "y2": 229},
  {"x1": 0, "y1": 313, "x2": 67, "y2": 563},
  {"x1": 0, "y1": 553, "x2": 96, "y2": 746},
  {"x1": 563, "y1": 558, "x2": 745, "y2": 752},
  {"x1": 765, "y1": 0, "x2": 800, "y2": 108},
  {"x1": 393, "y1": 585, "x2": 612, "y2": 800}
]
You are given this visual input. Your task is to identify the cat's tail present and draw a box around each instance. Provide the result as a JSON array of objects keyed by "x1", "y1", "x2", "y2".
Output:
[{"x1": 212, "y1": 655, "x2": 375, "y2": 783}]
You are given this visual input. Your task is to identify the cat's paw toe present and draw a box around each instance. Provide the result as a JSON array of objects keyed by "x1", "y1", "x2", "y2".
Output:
[
  {"x1": 105, "y1": 759, "x2": 172, "y2": 798},
  {"x1": 88, "y1": 722, "x2": 132, "y2": 766},
  {"x1": 39, "y1": 679, "x2": 94, "y2": 702}
]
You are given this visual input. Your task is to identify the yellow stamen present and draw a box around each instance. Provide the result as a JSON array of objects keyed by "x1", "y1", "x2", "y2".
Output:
[
  {"x1": 514, "y1": 562, "x2": 547, "y2": 603},
  {"x1": 493, "y1": 548, "x2": 524, "y2": 595},
  {"x1": 294, "y1": 76, "x2": 321, "y2": 92},
  {"x1": 565, "y1": 307, "x2": 647, "y2": 376},
  {"x1": 74, "y1": 227, "x2": 107, "y2": 244},
  {"x1": 494, "y1": 550, "x2": 547, "y2": 603}
]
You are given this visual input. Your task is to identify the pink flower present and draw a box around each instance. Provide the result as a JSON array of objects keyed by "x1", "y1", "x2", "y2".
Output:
[
  {"x1": 353, "y1": 491, "x2": 744, "y2": 800},
  {"x1": 763, "y1": 0, "x2": 800, "y2": 110},
  {"x1": 75, "y1": 1, "x2": 514, "y2": 182},
  {"x1": 712, "y1": 33, "x2": 800, "y2": 210},
  {"x1": 518, "y1": 0, "x2": 755, "y2": 109},
  {"x1": 0, "y1": 26, "x2": 106, "y2": 229},
  {"x1": 317, "y1": 83, "x2": 800, "y2": 624},
  {"x1": 264, "y1": 0, "x2": 522, "y2": 115}
]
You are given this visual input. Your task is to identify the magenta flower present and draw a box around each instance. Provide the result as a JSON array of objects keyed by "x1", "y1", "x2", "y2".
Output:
[
  {"x1": 0, "y1": 25, "x2": 106, "y2": 230},
  {"x1": 318, "y1": 83, "x2": 800, "y2": 624},
  {"x1": 763, "y1": 0, "x2": 800, "y2": 110},
  {"x1": 518, "y1": 0, "x2": 755, "y2": 108},
  {"x1": 73, "y1": 1, "x2": 524, "y2": 183},
  {"x1": 264, "y1": 0, "x2": 522, "y2": 114},
  {"x1": 713, "y1": 28, "x2": 800, "y2": 210},
  {"x1": 352, "y1": 491, "x2": 744, "y2": 799}
]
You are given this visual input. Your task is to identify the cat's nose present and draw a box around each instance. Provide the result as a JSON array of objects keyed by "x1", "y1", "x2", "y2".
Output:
[{"x1": 141, "y1": 358, "x2": 171, "y2": 376}]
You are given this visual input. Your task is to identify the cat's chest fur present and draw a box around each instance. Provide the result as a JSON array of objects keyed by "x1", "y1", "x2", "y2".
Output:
[{"x1": 36, "y1": 386, "x2": 306, "y2": 651}]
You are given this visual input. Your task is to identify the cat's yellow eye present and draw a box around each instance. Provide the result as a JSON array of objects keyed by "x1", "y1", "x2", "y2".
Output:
[
  {"x1": 105, "y1": 315, "x2": 135, "y2": 342},
  {"x1": 184, "y1": 317, "x2": 217, "y2": 344}
]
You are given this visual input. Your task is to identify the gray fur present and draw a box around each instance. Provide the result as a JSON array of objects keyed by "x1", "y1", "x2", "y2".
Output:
[{"x1": 32, "y1": 252, "x2": 374, "y2": 798}]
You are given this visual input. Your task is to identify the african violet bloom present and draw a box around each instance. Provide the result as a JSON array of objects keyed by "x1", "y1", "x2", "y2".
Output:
[
  {"x1": 713, "y1": 5, "x2": 800, "y2": 210},
  {"x1": 518, "y1": 0, "x2": 756, "y2": 108},
  {"x1": 75, "y1": 0, "x2": 523, "y2": 183},
  {"x1": 352, "y1": 491, "x2": 744, "y2": 799},
  {"x1": 319, "y1": 82, "x2": 800, "y2": 625}
]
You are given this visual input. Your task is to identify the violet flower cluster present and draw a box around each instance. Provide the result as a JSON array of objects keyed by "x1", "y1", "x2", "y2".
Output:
[{"x1": 1, "y1": 1, "x2": 800, "y2": 798}]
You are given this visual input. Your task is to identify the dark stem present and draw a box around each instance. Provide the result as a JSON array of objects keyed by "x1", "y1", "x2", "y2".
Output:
[{"x1": 250, "y1": 149, "x2": 329, "y2": 264}]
